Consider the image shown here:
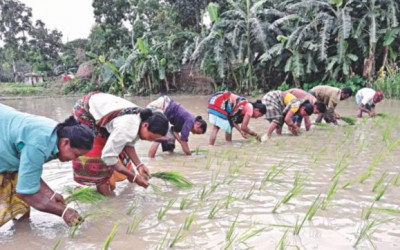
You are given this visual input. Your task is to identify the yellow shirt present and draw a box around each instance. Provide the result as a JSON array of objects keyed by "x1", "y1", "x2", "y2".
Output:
[{"x1": 283, "y1": 93, "x2": 300, "y2": 113}]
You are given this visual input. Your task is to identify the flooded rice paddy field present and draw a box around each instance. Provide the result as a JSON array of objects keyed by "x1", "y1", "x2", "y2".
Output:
[{"x1": 1, "y1": 95, "x2": 400, "y2": 250}]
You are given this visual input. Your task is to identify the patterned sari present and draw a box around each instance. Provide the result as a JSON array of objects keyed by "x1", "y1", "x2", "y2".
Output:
[
  {"x1": 72, "y1": 91, "x2": 137, "y2": 188},
  {"x1": 207, "y1": 91, "x2": 249, "y2": 133},
  {"x1": 0, "y1": 172, "x2": 30, "y2": 227}
]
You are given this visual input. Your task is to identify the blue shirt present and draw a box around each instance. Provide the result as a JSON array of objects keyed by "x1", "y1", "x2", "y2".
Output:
[
  {"x1": 164, "y1": 100, "x2": 195, "y2": 142},
  {"x1": 0, "y1": 104, "x2": 59, "y2": 194}
]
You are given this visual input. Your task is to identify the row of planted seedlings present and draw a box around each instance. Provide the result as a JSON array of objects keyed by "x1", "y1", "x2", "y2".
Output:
[
  {"x1": 50, "y1": 144, "x2": 273, "y2": 249},
  {"x1": 304, "y1": 113, "x2": 400, "y2": 248},
  {"x1": 52, "y1": 113, "x2": 400, "y2": 249},
  {"x1": 251, "y1": 113, "x2": 400, "y2": 249}
]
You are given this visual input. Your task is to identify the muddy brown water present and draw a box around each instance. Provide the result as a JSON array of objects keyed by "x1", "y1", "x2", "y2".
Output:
[{"x1": 0, "y1": 95, "x2": 399, "y2": 250}]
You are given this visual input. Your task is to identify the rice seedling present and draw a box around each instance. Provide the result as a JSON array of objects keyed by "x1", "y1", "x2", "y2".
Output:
[
  {"x1": 381, "y1": 119, "x2": 395, "y2": 144},
  {"x1": 321, "y1": 177, "x2": 339, "y2": 210},
  {"x1": 126, "y1": 203, "x2": 137, "y2": 216},
  {"x1": 340, "y1": 116, "x2": 357, "y2": 125},
  {"x1": 276, "y1": 230, "x2": 288, "y2": 250},
  {"x1": 126, "y1": 215, "x2": 144, "y2": 234},
  {"x1": 52, "y1": 239, "x2": 62, "y2": 250},
  {"x1": 293, "y1": 195, "x2": 322, "y2": 235},
  {"x1": 194, "y1": 147, "x2": 209, "y2": 155},
  {"x1": 157, "y1": 199, "x2": 175, "y2": 220},
  {"x1": 272, "y1": 172, "x2": 305, "y2": 213},
  {"x1": 205, "y1": 156, "x2": 214, "y2": 170},
  {"x1": 332, "y1": 153, "x2": 350, "y2": 180},
  {"x1": 224, "y1": 214, "x2": 239, "y2": 249},
  {"x1": 65, "y1": 186, "x2": 106, "y2": 204},
  {"x1": 237, "y1": 225, "x2": 269, "y2": 245},
  {"x1": 209, "y1": 167, "x2": 221, "y2": 193},
  {"x1": 353, "y1": 218, "x2": 392, "y2": 248},
  {"x1": 359, "y1": 151, "x2": 386, "y2": 183},
  {"x1": 152, "y1": 171, "x2": 193, "y2": 188},
  {"x1": 342, "y1": 179, "x2": 357, "y2": 189},
  {"x1": 156, "y1": 229, "x2": 170, "y2": 250},
  {"x1": 259, "y1": 164, "x2": 289, "y2": 190},
  {"x1": 372, "y1": 171, "x2": 388, "y2": 192},
  {"x1": 228, "y1": 162, "x2": 242, "y2": 175},
  {"x1": 361, "y1": 202, "x2": 375, "y2": 220},
  {"x1": 208, "y1": 201, "x2": 223, "y2": 219},
  {"x1": 183, "y1": 211, "x2": 196, "y2": 231},
  {"x1": 243, "y1": 181, "x2": 257, "y2": 200},
  {"x1": 387, "y1": 139, "x2": 400, "y2": 153},
  {"x1": 391, "y1": 173, "x2": 400, "y2": 186},
  {"x1": 224, "y1": 191, "x2": 237, "y2": 209},
  {"x1": 68, "y1": 212, "x2": 97, "y2": 238},
  {"x1": 169, "y1": 226, "x2": 189, "y2": 247},
  {"x1": 198, "y1": 185, "x2": 210, "y2": 202},
  {"x1": 179, "y1": 195, "x2": 194, "y2": 210},
  {"x1": 293, "y1": 216, "x2": 305, "y2": 235},
  {"x1": 313, "y1": 122, "x2": 331, "y2": 127},
  {"x1": 311, "y1": 145, "x2": 328, "y2": 165},
  {"x1": 375, "y1": 112, "x2": 388, "y2": 118},
  {"x1": 102, "y1": 223, "x2": 118, "y2": 250},
  {"x1": 307, "y1": 194, "x2": 323, "y2": 221},
  {"x1": 375, "y1": 182, "x2": 390, "y2": 201},
  {"x1": 373, "y1": 207, "x2": 400, "y2": 214}
]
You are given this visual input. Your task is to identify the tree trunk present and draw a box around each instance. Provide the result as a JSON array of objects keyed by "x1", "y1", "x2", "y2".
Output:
[
  {"x1": 382, "y1": 46, "x2": 388, "y2": 69},
  {"x1": 164, "y1": 78, "x2": 170, "y2": 92},
  {"x1": 362, "y1": 56, "x2": 374, "y2": 87},
  {"x1": 147, "y1": 75, "x2": 152, "y2": 92},
  {"x1": 12, "y1": 59, "x2": 17, "y2": 82}
]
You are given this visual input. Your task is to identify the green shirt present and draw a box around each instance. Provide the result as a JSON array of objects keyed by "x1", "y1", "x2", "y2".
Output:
[{"x1": 0, "y1": 104, "x2": 59, "y2": 194}]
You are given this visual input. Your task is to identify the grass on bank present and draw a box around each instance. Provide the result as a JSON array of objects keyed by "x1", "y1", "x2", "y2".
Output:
[{"x1": 0, "y1": 82, "x2": 56, "y2": 96}]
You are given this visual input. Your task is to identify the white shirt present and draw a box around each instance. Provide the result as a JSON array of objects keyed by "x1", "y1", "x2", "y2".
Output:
[
  {"x1": 89, "y1": 93, "x2": 141, "y2": 165},
  {"x1": 356, "y1": 88, "x2": 376, "y2": 106}
]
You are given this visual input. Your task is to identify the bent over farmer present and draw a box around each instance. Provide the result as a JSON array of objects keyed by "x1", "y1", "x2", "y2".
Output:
[{"x1": 0, "y1": 104, "x2": 94, "y2": 227}]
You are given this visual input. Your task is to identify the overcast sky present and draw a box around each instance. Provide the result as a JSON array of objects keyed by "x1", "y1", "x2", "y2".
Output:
[{"x1": 20, "y1": 0, "x2": 95, "y2": 43}]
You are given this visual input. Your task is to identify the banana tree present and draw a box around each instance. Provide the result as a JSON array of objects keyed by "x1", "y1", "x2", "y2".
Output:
[{"x1": 190, "y1": 0, "x2": 276, "y2": 91}]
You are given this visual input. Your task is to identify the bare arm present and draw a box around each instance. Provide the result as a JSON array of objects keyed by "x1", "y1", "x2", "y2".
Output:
[
  {"x1": 284, "y1": 111, "x2": 300, "y2": 135},
  {"x1": 17, "y1": 179, "x2": 82, "y2": 226},
  {"x1": 358, "y1": 104, "x2": 372, "y2": 115},
  {"x1": 232, "y1": 121, "x2": 248, "y2": 139},
  {"x1": 172, "y1": 131, "x2": 191, "y2": 155},
  {"x1": 180, "y1": 141, "x2": 191, "y2": 155},
  {"x1": 240, "y1": 114, "x2": 257, "y2": 136},
  {"x1": 125, "y1": 145, "x2": 150, "y2": 188},
  {"x1": 304, "y1": 116, "x2": 311, "y2": 131},
  {"x1": 267, "y1": 122, "x2": 278, "y2": 137}
]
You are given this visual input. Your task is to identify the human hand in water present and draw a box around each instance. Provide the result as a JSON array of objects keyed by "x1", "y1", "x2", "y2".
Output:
[
  {"x1": 134, "y1": 174, "x2": 149, "y2": 188},
  {"x1": 254, "y1": 134, "x2": 262, "y2": 142},
  {"x1": 290, "y1": 126, "x2": 300, "y2": 136},
  {"x1": 241, "y1": 131, "x2": 249, "y2": 139},
  {"x1": 63, "y1": 207, "x2": 84, "y2": 227}
]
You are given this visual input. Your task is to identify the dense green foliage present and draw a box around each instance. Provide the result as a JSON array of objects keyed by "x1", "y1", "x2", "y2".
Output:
[{"x1": 1, "y1": 0, "x2": 400, "y2": 97}]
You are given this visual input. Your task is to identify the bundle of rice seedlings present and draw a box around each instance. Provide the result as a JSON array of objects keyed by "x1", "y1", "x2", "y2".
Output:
[
  {"x1": 340, "y1": 116, "x2": 357, "y2": 125},
  {"x1": 250, "y1": 134, "x2": 262, "y2": 142},
  {"x1": 65, "y1": 186, "x2": 107, "y2": 203},
  {"x1": 375, "y1": 112, "x2": 388, "y2": 118},
  {"x1": 152, "y1": 171, "x2": 193, "y2": 188},
  {"x1": 313, "y1": 122, "x2": 330, "y2": 127}
]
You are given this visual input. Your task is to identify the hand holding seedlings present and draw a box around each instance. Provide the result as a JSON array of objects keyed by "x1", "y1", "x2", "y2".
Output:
[
  {"x1": 136, "y1": 163, "x2": 151, "y2": 180},
  {"x1": 62, "y1": 207, "x2": 84, "y2": 227}
]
